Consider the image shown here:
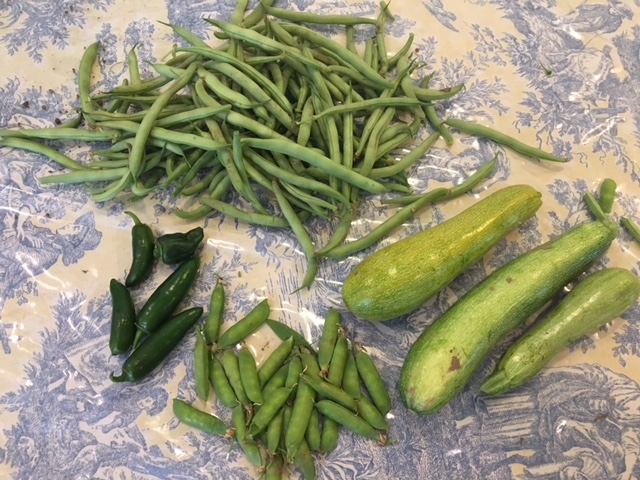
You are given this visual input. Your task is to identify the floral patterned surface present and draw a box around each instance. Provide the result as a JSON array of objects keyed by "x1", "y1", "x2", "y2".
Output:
[{"x1": 1, "y1": 1, "x2": 640, "y2": 479}]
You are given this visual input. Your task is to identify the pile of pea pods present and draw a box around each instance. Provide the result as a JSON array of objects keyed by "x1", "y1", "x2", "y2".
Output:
[
  {"x1": 108, "y1": 212, "x2": 205, "y2": 382},
  {"x1": 173, "y1": 294, "x2": 391, "y2": 479},
  {"x1": 0, "y1": 1, "x2": 568, "y2": 291}
]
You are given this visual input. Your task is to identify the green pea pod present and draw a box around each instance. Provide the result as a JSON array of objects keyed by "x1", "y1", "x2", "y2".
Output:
[
  {"x1": 598, "y1": 178, "x2": 617, "y2": 214},
  {"x1": 193, "y1": 327, "x2": 209, "y2": 401},
  {"x1": 232, "y1": 403, "x2": 264, "y2": 468},
  {"x1": 238, "y1": 346, "x2": 264, "y2": 404},
  {"x1": 133, "y1": 257, "x2": 200, "y2": 348},
  {"x1": 124, "y1": 211, "x2": 155, "y2": 288},
  {"x1": 258, "y1": 336, "x2": 294, "y2": 388},
  {"x1": 354, "y1": 344, "x2": 391, "y2": 416},
  {"x1": 266, "y1": 319, "x2": 317, "y2": 355},
  {"x1": 109, "y1": 279, "x2": 137, "y2": 355},
  {"x1": 301, "y1": 374, "x2": 357, "y2": 412},
  {"x1": 342, "y1": 349, "x2": 361, "y2": 400},
  {"x1": 209, "y1": 353, "x2": 238, "y2": 409},
  {"x1": 217, "y1": 299, "x2": 270, "y2": 348},
  {"x1": 221, "y1": 349, "x2": 252, "y2": 408},
  {"x1": 356, "y1": 396, "x2": 389, "y2": 431},
  {"x1": 204, "y1": 277, "x2": 225, "y2": 344},
  {"x1": 285, "y1": 353, "x2": 318, "y2": 460},
  {"x1": 293, "y1": 438, "x2": 316, "y2": 480},
  {"x1": 172, "y1": 398, "x2": 233, "y2": 437},
  {"x1": 316, "y1": 399, "x2": 382, "y2": 442},
  {"x1": 318, "y1": 308, "x2": 341, "y2": 374},
  {"x1": 154, "y1": 226, "x2": 204, "y2": 265},
  {"x1": 263, "y1": 364, "x2": 289, "y2": 398},
  {"x1": 266, "y1": 408, "x2": 285, "y2": 457},
  {"x1": 305, "y1": 408, "x2": 321, "y2": 452},
  {"x1": 110, "y1": 307, "x2": 203, "y2": 382},
  {"x1": 319, "y1": 417, "x2": 340, "y2": 454},
  {"x1": 249, "y1": 386, "x2": 293, "y2": 436},
  {"x1": 326, "y1": 330, "x2": 348, "y2": 387},
  {"x1": 265, "y1": 453, "x2": 285, "y2": 480}
]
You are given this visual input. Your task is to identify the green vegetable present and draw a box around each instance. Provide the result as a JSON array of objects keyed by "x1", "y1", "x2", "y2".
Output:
[
  {"x1": 354, "y1": 344, "x2": 391, "y2": 416},
  {"x1": 209, "y1": 354, "x2": 238, "y2": 409},
  {"x1": 342, "y1": 184, "x2": 542, "y2": 321},
  {"x1": 482, "y1": 268, "x2": 640, "y2": 396},
  {"x1": 315, "y1": 400, "x2": 382, "y2": 442},
  {"x1": 400, "y1": 220, "x2": 616, "y2": 415},
  {"x1": 172, "y1": 398, "x2": 232, "y2": 437},
  {"x1": 154, "y1": 226, "x2": 204, "y2": 265},
  {"x1": 317, "y1": 308, "x2": 341, "y2": 374},
  {"x1": 108, "y1": 279, "x2": 137, "y2": 355},
  {"x1": 133, "y1": 257, "x2": 200, "y2": 348},
  {"x1": 238, "y1": 346, "x2": 264, "y2": 405},
  {"x1": 204, "y1": 277, "x2": 225, "y2": 345},
  {"x1": 257, "y1": 336, "x2": 294, "y2": 388},
  {"x1": 193, "y1": 328, "x2": 209, "y2": 401},
  {"x1": 217, "y1": 299, "x2": 270, "y2": 348},
  {"x1": 110, "y1": 307, "x2": 203, "y2": 382},
  {"x1": 267, "y1": 319, "x2": 317, "y2": 354},
  {"x1": 598, "y1": 178, "x2": 617, "y2": 214},
  {"x1": 124, "y1": 211, "x2": 155, "y2": 289}
]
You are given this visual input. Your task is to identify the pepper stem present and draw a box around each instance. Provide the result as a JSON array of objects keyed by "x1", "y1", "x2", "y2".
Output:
[
  {"x1": 124, "y1": 210, "x2": 143, "y2": 226},
  {"x1": 109, "y1": 372, "x2": 127, "y2": 382},
  {"x1": 132, "y1": 328, "x2": 145, "y2": 349}
]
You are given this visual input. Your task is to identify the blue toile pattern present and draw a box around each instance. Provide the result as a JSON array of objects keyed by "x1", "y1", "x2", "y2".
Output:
[{"x1": 1, "y1": 1, "x2": 640, "y2": 479}]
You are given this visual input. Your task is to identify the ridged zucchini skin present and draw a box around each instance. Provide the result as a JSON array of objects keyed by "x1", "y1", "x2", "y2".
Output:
[
  {"x1": 481, "y1": 267, "x2": 640, "y2": 396},
  {"x1": 399, "y1": 221, "x2": 616, "y2": 415},
  {"x1": 342, "y1": 185, "x2": 542, "y2": 321}
]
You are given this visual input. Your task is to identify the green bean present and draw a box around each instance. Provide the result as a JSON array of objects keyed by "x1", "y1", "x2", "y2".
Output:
[
  {"x1": 266, "y1": 408, "x2": 285, "y2": 457},
  {"x1": 0, "y1": 127, "x2": 119, "y2": 142},
  {"x1": 231, "y1": 0, "x2": 249, "y2": 25},
  {"x1": 248, "y1": 386, "x2": 291, "y2": 436},
  {"x1": 382, "y1": 153, "x2": 498, "y2": 205},
  {"x1": 160, "y1": 21, "x2": 211, "y2": 49},
  {"x1": 376, "y1": 8, "x2": 389, "y2": 74},
  {"x1": 621, "y1": 217, "x2": 640, "y2": 245},
  {"x1": 367, "y1": 132, "x2": 440, "y2": 179},
  {"x1": 173, "y1": 399, "x2": 232, "y2": 436},
  {"x1": 314, "y1": 206, "x2": 355, "y2": 256},
  {"x1": 0, "y1": 138, "x2": 89, "y2": 171},
  {"x1": 584, "y1": 191, "x2": 617, "y2": 232},
  {"x1": 387, "y1": 33, "x2": 414, "y2": 70},
  {"x1": 305, "y1": 408, "x2": 321, "y2": 452},
  {"x1": 55, "y1": 115, "x2": 83, "y2": 129},
  {"x1": 319, "y1": 417, "x2": 340, "y2": 454},
  {"x1": 359, "y1": 107, "x2": 396, "y2": 178},
  {"x1": 272, "y1": 179, "x2": 318, "y2": 292},
  {"x1": 198, "y1": 67, "x2": 266, "y2": 112},
  {"x1": 154, "y1": 105, "x2": 232, "y2": 128},
  {"x1": 199, "y1": 197, "x2": 288, "y2": 227},
  {"x1": 297, "y1": 96, "x2": 314, "y2": 147},
  {"x1": 217, "y1": 299, "x2": 270, "y2": 348},
  {"x1": 79, "y1": 42, "x2": 100, "y2": 113},
  {"x1": 242, "y1": 138, "x2": 387, "y2": 194},
  {"x1": 174, "y1": 151, "x2": 218, "y2": 196},
  {"x1": 326, "y1": 330, "x2": 348, "y2": 387},
  {"x1": 420, "y1": 76, "x2": 453, "y2": 145},
  {"x1": 268, "y1": 19, "x2": 300, "y2": 49},
  {"x1": 345, "y1": 25, "x2": 357, "y2": 54},
  {"x1": 355, "y1": 395, "x2": 389, "y2": 430},
  {"x1": 264, "y1": 5, "x2": 378, "y2": 25},
  {"x1": 231, "y1": 404, "x2": 264, "y2": 467},
  {"x1": 445, "y1": 118, "x2": 568, "y2": 162},
  {"x1": 396, "y1": 57, "x2": 425, "y2": 122},
  {"x1": 599, "y1": 178, "x2": 617, "y2": 214},
  {"x1": 354, "y1": 344, "x2": 390, "y2": 415},
  {"x1": 342, "y1": 349, "x2": 361, "y2": 400},
  {"x1": 267, "y1": 319, "x2": 317, "y2": 355},
  {"x1": 209, "y1": 354, "x2": 238, "y2": 408},
  {"x1": 40, "y1": 166, "x2": 130, "y2": 185},
  {"x1": 306, "y1": 97, "x2": 424, "y2": 123},
  {"x1": 341, "y1": 90, "x2": 355, "y2": 201},
  {"x1": 221, "y1": 349, "x2": 252, "y2": 409},
  {"x1": 129, "y1": 63, "x2": 198, "y2": 179},
  {"x1": 316, "y1": 400, "x2": 382, "y2": 441},
  {"x1": 258, "y1": 336, "x2": 295, "y2": 388},
  {"x1": 194, "y1": 328, "x2": 210, "y2": 401},
  {"x1": 180, "y1": 163, "x2": 224, "y2": 197},
  {"x1": 318, "y1": 308, "x2": 341, "y2": 374},
  {"x1": 243, "y1": 0, "x2": 273, "y2": 28},
  {"x1": 281, "y1": 180, "x2": 337, "y2": 213}
]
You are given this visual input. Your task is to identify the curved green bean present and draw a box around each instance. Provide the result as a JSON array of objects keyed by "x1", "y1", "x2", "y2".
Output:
[
  {"x1": 79, "y1": 42, "x2": 100, "y2": 113},
  {"x1": 0, "y1": 138, "x2": 89, "y2": 171}
]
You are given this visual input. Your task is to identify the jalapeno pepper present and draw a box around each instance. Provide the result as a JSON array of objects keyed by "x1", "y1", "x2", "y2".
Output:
[
  {"x1": 133, "y1": 256, "x2": 200, "y2": 348},
  {"x1": 110, "y1": 306, "x2": 203, "y2": 383},
  {"x1": 154, "y1": 226, "x2": 204, "y2": 265},
  {"x1": 124, "y1": 211, "x2": 155, "y2": 288},
  {"x1": 109, "y1": 278, "x2": 137, "y2": 355}
]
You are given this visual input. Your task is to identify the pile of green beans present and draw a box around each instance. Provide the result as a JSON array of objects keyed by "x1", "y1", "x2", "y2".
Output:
[
  {"x1": 174, "y1": 300, "x2": 391, "y2": 479},
  {"x1": 0, "y1": 0, "x2": 567, "y2": 289}
]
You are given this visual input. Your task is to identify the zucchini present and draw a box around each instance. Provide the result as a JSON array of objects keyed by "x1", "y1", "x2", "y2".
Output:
[
  {"x1": 481, "y1": 267, "x2": 640, "y2": 396},
  {"x1": 342, "y1": 184, "x2": 542, "y2": 321},
  {"x1": 399, "y1": 220, "x2": 616, "y2": 415}
]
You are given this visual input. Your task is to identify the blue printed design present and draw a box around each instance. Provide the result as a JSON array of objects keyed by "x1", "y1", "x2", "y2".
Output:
[{"x1": 1, "y1": 1, "x2": 640, "y2": 479}]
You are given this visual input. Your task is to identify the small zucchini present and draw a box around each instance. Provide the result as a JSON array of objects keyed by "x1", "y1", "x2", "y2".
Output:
[
  {"x1": 481, "y1": 267, "x2": 640, "y2": 396},
  {"x1": 400, "y1": 220, "x2": 616, "y2": 415},
  {"x1": 342, "y1": 184, "x2": 542, "y2": 321}
]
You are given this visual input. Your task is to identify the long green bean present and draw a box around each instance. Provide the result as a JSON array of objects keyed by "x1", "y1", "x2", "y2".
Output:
[{"x1": 0, "y1": 138, "x2": 89, "y2": 171}]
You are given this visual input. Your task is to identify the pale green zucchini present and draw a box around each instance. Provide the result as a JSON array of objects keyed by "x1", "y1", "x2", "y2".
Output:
[
  {"x1": 342, "y1": 184, "x2": 542, "y2": 321},
  {"x1": 481, "y1": 267, "x2": 640, "y2": 396},
  {"x1": 399, "y1": 220, "x2": 617, "y2": 415}
]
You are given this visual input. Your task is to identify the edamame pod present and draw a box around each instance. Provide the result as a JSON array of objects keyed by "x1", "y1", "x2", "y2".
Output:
[{"x1": 482, "y1": 268, "x2": 640, "y2": 396}]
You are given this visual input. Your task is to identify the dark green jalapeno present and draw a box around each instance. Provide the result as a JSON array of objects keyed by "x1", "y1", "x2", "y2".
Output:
[
  {"x1": 110, "y1": 306, "x2": 203, "y2": 382},
  {"x1": 109, "y1": 278, "x2": 137, "y2": 355},
  {"x1": 133, "y1": 256, "x2": 200, "y2": 348},
  {"x1": 124, "y1": 211, "x2": 155, "y2": 288},
  {"x1": 154, "y1": 226, "x2": 204, "y2": 265}
]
